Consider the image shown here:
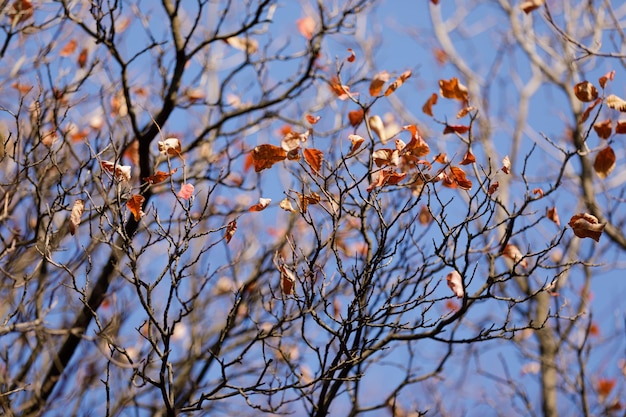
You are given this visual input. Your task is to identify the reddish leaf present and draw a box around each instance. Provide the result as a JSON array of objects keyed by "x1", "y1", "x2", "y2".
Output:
[
  {"x1": 178, "y1": 183, "x2": 195, "y2": 200},
  {"x1": 384, "y1": 70, "x2": 411, "y2": 96},
  {"x1": 127, "y1": 195, "x2": 145, "y2": 221},
  {"x1": 502, "y1": 244, "x2": 528, "y2": 269},
  {"x1": 249, "y1": 197, "x2": 271, "y2": 212},
  {"x1": 403, "y1": 125, "x2": 430, "y2": 158},
  {"x1": 143, "y1": 169, "x2": 177, "y2": 185},
  {"x1": 251, "y1": 144, "x2": 287, "y2": 172},
  {"x1": 446, "y1": 271, "x2": 464, "y2": 298},
  {"x1": 547, "y1": 207, "x2": 560, "y2": 227},
  {"x1": 348, "y1": 109, "x2": 364, "y2": 126},
  {"x1": 568, "y1": 213, "x2": 605, "y2": 241},
  {"x1": 7, "y1": 0, "x2": 33, "y2": 24},
  {"x1": 593, "y1": 119, "x2": 612, "y2": 139},
  {"x1": 615, "y1": 121, "x2": 626, "y2": 134},
  {"x1": 303, "y1": 148, "x2": 323, "y2": 173},
  {"x1": 280, "y1": 265, "x2": 296, "y2": 295},
  {"x1": 449, "y1": 166, "x2": 472, "y2": 190},
  {"x1": 346, "y1": 48, "x2": 356, "y2": 62},
  {"x1": 580, "y1": 98, "x2": 602, "y2": 124},
  {"x1": 418, "y1": 205, "x2": 432, "y2": 225},
  {"x1": 60, "y1": 40, "x2": 77, "y2": 57},
  {"x1": 596, "y1": 378, "x2": 616, "y2": 399},
  {"x1": 573, "y1": 81, "x2": 598, "y2": 102},
  {"x1": 367, "y1": 169, "x2": 406, "y2": 192},
  {"x1": 594, "y1": 146, "x2": 616, "y2": 179},
  {"x1": 305, "y1": 114, "x2": 320, "y2": 125},
  {"x1": 369, "y1": 71, "x2": 390, "y2": 96},
  {"x1": 443, "y1": 124, "x2": 469, "y2": 135},
  {"x1": 348, "y1": 134, "x2": 365, "y2": 156},
  {"x1": 296, "y1": 16, "x2": 316, "y2": 39},
  {"x1": 532, "y1": 188, "x2": 544, "y2": 199},
  {"x1": 422, "y1": 93, "x2": 438, "y2": 116},
  {"x1": 329, "y1": 77, "x2": 352, "y2": 100},
  {"x1": 598, "y1": 70, "x2": 615, "y2": 89},
  {"x1": 459, "y1": 149, "x2": 476, "y2": 165},
  {"x1": 502, "y1": 155, "x2": 511, "y2": 174},
  {"x1": 225, "y1": 220, "x2": 237, "y2": 243},
  {"x1": 77, "y1": 48, "x2": 88, "y2": 68},
  {"x1": 69, "y1": 199, "x2": 84, "y2": 235},
  {"x1": 488, "y1": 181, "x2": 499, "y2": 195},
  {"x1": 439, "y1": 77, "x2": 468, "y2": 103}
]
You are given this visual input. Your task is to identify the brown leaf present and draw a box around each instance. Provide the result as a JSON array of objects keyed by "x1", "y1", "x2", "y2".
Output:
[
  {"x1": 403, "y1": 125, "x2": 430, "y2": 158},
  {"x1": 348, "y1": 134, "x2": 365, "y2": 156},
  {"x1": 615, "y1": 121, "x2": 626, "y2": 134},
  {"x1": 369, "y1": 71, "x2": 390, "y2": 96},
  {"x1": 367, "y1": 169, "x2": 406, "y2": 192},
  {"x1": 418, "y1": 205, "x2": 432, "y2": 225},
  {"x1": 443, "y1": 124, "x2": 469, "y2": 135},
  {"x1": 594, "y1": 146, "x2": 616, "y2": 179},
  {"x1": 306, "y1": 114, "x2": 320, "y2": 125},
  {"x1": 348, "y1": 109, "x2": 364, "y2": 126},
  {"x1": 69, "y1": 199, "x2": 84, "y2": 235},
  {"x1": 488, "y1": 181, "x2": 499, "y2": 195},
  {"x1": 282, "y1": 130, "x2": 309, "y2": 151},
  {"x1": 127, "y1": 194, "x2": 145, "y2": 221},
  {"x1": 297, "y1": 192, "x2": 320, "y2": 212},
  {"x1": 248, "y1": 197, "x2": 271, "y2": 212},
  {"x1": 60, "y1": 40, "x2": 77, "y2": 57},
  {"x1": 532, "y1": 188, "x2": 544, "y2": 199},
  {"x1": 573, "y1": 81, "x2": 598, "y2": 102},
  {"x1": 77, "y1": 48, "x2": 88, "y2": 69},
  {"x1": 449, "y1": 166, "x2": 472, "y2": 190},
  {"x1": 456, "y1": 106, "x2": 476, "y2": 119},
  {"x1": 280, "y1": 265, "x2": 296, "y2": 295},
  {"x1": 598, "y1": 70, "x2": 615, "y2": 89},
  {"x1": 329, "y1": 77, "x2": 352, "y2": 101},
  {"x1": 502, "y1": 244, "x2": 528, "y2": 268},
  {"x1": 369, "y1": 115, "x2": 387, "y2": 144},
  {"x1": 303, "y1": 148, "x2": 323, "y2": 173},
  {"x1": 251, "y1": 144, "x2": 287, "y2": 172},
  {"x1": 568, "y1": 213, "x2": 605, "y2": 241},
  {"x1": 606, "y1": 94, "x2": 626, "y2": 111},
  {"x1": 158, "y1": 137, "x2": 182, "y2": 156},
  {"x1": 346, "y1": 48, "x2": 356, "y2": 63},
  {"x1": 384, "y1": 70, "x2": 412, "y2": 96},
  {"x1": 520, "y1": 0, "x2": 545, "y2": 13},
  {"x1": 459, "y1": 149, "x2": 476, "y2": 165},
  {"x1": 225, "y1": 220, "x2": 237, "y2": 243},
  {"x1": 7, "y1": 0, "x2": 33, "y2": 24},
  {"x1": 547, "y1": 207, "x2": 560, "y2": 227},
  {"x1": 143, "y1": 169, "x2": 177, "y2": 185},
  {"x1": 502, "y1": 155, "x2": 511, "y2": 174},
  {"x1": 593, "y1": 119, "x2": 612, "y2": 139},
  {"x1": 101, "y1": 160, "x2": 132, "y2": 182},
  {"x1": 580, "y1": 98, "x2": 602, "y2": 124},
  {"x1": 372, "y1": 148, "x2": 399, "y2": 167},
  {"x1": 422, "y1": 93, "x2": 438, "y2": 116},
  {"x1": 439, "y1": 77, "x2": 468, "y2": 103},
  {"x1": 296, "y1": 16, "x2": 315, "y2": 39}
]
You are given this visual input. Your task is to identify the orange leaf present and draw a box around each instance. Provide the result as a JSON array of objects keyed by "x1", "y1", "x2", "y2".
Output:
[
  {"x1": 384, "y1": 70, "x2": 411, "y2": 96},
  {"x1": 422, "y1": 93, "x2": 438, "y2": 116},
  {"x1": 418, "y1": 205, "x2": 432, "y2": 225},
  {"x1": 502, "y1": 244, "x2": 528, "y2": 268},
  {"x1": 547, "y1": 207, "x2": 560, "y2": 227},
  {"x1": 60, "y1": 40, "x2": 77, "y2": 57},
  {"x1": 433, "y1": 48, "x2": 447, "y2": 65},
  {"x1": 297, "y1": 16, "x2": 316, "y2": 39},
  {"x1": 443, "y1": 124, "x2": 469, "y2": 135},
  {"x1": 606, "y1": 94, "x2": 626, "y2": 111},
  {"x1": 348, "y1": 109, "x2": 364, "y2": 126},
  {"x1": 598, "y1": 70, "x2": 615, "y2": 89},
  {"x1": 178, "y1": 183, "x2": 195, "y2": 200},
  {"x1": 303, "y1": 148, "x2": 323, "y2": 173},
  {"x1": 594, "y1": 146, "x2": 616, "y2": 179},
  {"x1": 459, "y1": 149, "x2": 476, "y2": 165},
  {"x1": 369, "y1": 71, "x2": 390, "y2": 96},
  {"x1": 306, "y1": 114, "x2": 320, "y2": 125},
  {"x1": 449, "y1": 166, "x2": 472, "y2": 190},
  {"x1": 248, "y1": 197, "x2": 271, "y2": 212},
  {"x1": 568, "y1": 213, "x2": 605, "y2": 241},
  {"x1": 593, "y1": 119, "x2": 612, "y2": 139},
  {"x1": 346, "y1": 48, "x2": 356, "y2": 62},
  {"x1": 127, "y1": 194, "x2": 145, "y2": 221},
  {"x1": 143, "y1": 169, "x2": 177, "y2": 185},
  {"x1": 580, "y1": 98, "x2": 602, "y2": 124},
  {"x1": 329, "y1": 77, "x2": 352, "y2": 100},
  {"x1": 439, "y1": 77, "x2": 468, "y2": 103},
  {"x1": 225, "y1": 220, "x2": 237, "y2": 243},
  {"x1": 69, "y1": 199, "x2": 84, "y2": 235},
  {"x1": 520, "y1": 0, "x2": 545, "y2": 13},
  {"x1": 251, "y1": 144, "x2": 287, "y2": 172},
  {"x1": 367, "y1": 169, "x2": 406, "y2": 192},
  {"x1": 596, "y1": 378, "x2": 616, "y2": 399},
  {"x1": 615, "y1": 121, "x2": 626, "y2": 134},
  {"x1": 488, "y1": 181, "x2": 499, "y2": 195},
  {"x1": 403, "y1": 126, "x2": 430, "y2": 158},
  {"x1": 573, "y1": 81, "x2": 598, "y2": 102},
  {"x1": 532, "y1": 188, "x2": 544, "y2": 199},
  {"x1": 348, "y1": 134, "x2": 365, "y2": 156},
  {"x1": 456, "y1": 106, "x2": 476, "y2": 119},
  {"x1": 433, "y1": 153, "x2": 448, "y2": 164},
  {"x1": 78, "y1": 48, "x2": 88, "y2": 69}
]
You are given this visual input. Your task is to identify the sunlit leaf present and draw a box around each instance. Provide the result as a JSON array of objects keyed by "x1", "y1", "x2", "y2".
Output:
[
  {"x1": 127, "y1": 194, "x2": 145, "y2": 221},
  {"x1": 615, "y1": 121, "x2": 626, "y2": 134},
  {"x1": 384, "y1": 70, "x2": 412, "y2": 96},
  {"x1": 297, "y1": 16, "x2": 316, "y2": 39},
  {"x1": 502, "y1": 244, "x2": 528, "y2": 269},
  {"x1": 60, "y1": 40, "x2": 78, "y2": 57},
  {"x1": 329, "y1": 77, "x2": 352, "y2": 100},
  {"x1": 249, "y1": 197, "x2": 271, "y2": 212},
  {"x1": 251, "y1": 144, "x2": 287, "y2": 172},
  {"x1": 348, "y1": 109, "x2": 364, "y2": 126},
  {"x1": 439, "y1": 77, "x2": 468, "y2": 102},
  {"x1": 77, "y1": 48, "x2": 88, "y2": 68},
  {"x1": 547, "y1": 206, "x2": 560, "y2": 227},
  {"x1": 348, "y1": 134, "x2": 365, "y2": 155},
  {"x1": 372, "y1": 148, "x2": 399, "y2": 167},
  {"x1": 568, "y1": 213, "x2": 605, "y2": 241},
  {"x1": 303, "y1": 148, "x2": 323, "y2": 173},
  {"x1": 305, "y1": 114, "x2": 321, "y2": 125},
  {"x1": 502, "y1": 155, "x2": 511, "y2": 174},
  {"x1": 279, "y1": 198, "x2": 296, "y2": 212},
  {"x1": 369, "y1": 115, "x2": 387, "y2": 144},
  {"x1": 225, "y1": 36, "x2": 259, "y2": 54},
  {"x1": 594, "y1": 146, "x2": 616, "y2": 178},
  {"x1": 143, "y1": 169, "x2": 177, "y2": 185},
  {"x1": 532, "y1": 188, "x2": 544, "y2": 199},
  {"x1": 593, "y1": 119, "x2": 612, "y2": 139},
  {"x1": 422, "y1": 93, "x2": 438, "y2": 116},
  {"x1": 446, "y1": 271, "x2": 464, "y2": 298},
  {"x1": 158, "y1": 137, "x2": 182, "y2": 156},
  {"x1": 69, "y1": 199, "x2": 84, "y2": 235},
  {"x1": 580, "y1": 98, "x2": 602, "y2": 124},
  {"x1": 606, "y1": 94, "x2": 626, "y2": 111},
  {"x1": 282, "y1": 130, "x2": 309, "y2": 152},
  {"x1": 225, "y1": 220, "x2": 237, "y2": 243},
  {"x1": 573, "y1": 81, "x2": 598, "y2": 102},
  {"x1": 101, "y1": 160, "x2": 132, "y2": 182},
  {"x1": 598, "y1": 70, "x2": 615, "y2": 89},
  {"x1": 346, "y1": 48, "x2": 356, "y2": 62},
  {"x1": 449, "y1": 166, "x2": 472, "y2": 190},
  {"x1": 520, "y1": 0, "x2": 545, "y2": 13},
  {"x1": 457, "y1": 106, "x2": 476, "y2": 118},
  {"x1": 369, "y1": 70, "x2": 390, "y2": 96},
  {"x1": 459, "y1": 149, "x2": 476, "y2": 165}
]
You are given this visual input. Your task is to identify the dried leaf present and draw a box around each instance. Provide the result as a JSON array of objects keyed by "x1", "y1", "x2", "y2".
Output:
[
  {"x1": 249, "y1": 197, "x2": 271, "y2": 212},
  {"x1": 598, "y1": 70, "x2": 615, "y2": 89},
  {"x1": 594, "y1": 146, "x2": 616, "y2": 179},
  {"x1": 449, "y1": 166, "x2": 472, "y2": 190},
  {"x1": 547, "y1": 207, "x2": 560, "y2": 227},
  {"x1": 422, "y1": 93, "x2": 438, "y2": 116},
  {"x1": 297, "y1": 192, "x2": 320, "y2": 212},
  {"x1": 224, "y1": 36, "x2": 259, "y2": 54},
  {"x1": 348, "y1": 109, "x2": 364, "y2": 126},
  {"x1": 305, "y1": 114, "x2": 320, "y2": 125},
  {"x1": 488, "y1": 181, "x2": 499, "y2": 195},
  {"x1": 296, "y1": 16, "x2": 316, "y2": 39},
  {"x1": 446, "y1": 271, "x2": 464, "y2": 298},
  {"x1": 580, "y1": 98, "x2": 602, "y2": 124},
  {"x1": 279, "y1": 198, "x2": 296, "y2": 212},
  {"x1": 574, "y1": 81, "x2": 598, "y2": 102},
  {"x1": 369, "y1": 71, "x2": 390, "y2": 96},
  {"x1": 346, "y1": 48, "x2": 356, "y2": 62},
  {"x1": 418, "y1": 205, "x2": 432, "y2": 225},
  {"x1": 251, "y1": 144, "x2": 287, "y2": 172},
  {"x1": 606, "y1": 94, "x2": 626, "y2": 112},
  {"x1": 520, "y1": 0, "x2": 545, "y2": 13},
  {"x1": 443, "y1": 124, "x2": 469, "y2": 135},
  {"x1": 384, "y1": 70, "x2": 411, "y2": 96},
  {"x1": 372, "y1": 148, "x2": 399, "y2": 167},
  {"x1": 69, "y1": 199, "x2": 84, "y2": 235},
  {"x1": 439, "y1": 77, "x2": 468, "y2": 103},
  {"x1": 225, "y1": 220, "x2": 237, "y2": 243},
  {"x1": 532, "y1": 188, "x2": 544, "y2": 198},
  {"x1": 77, "y1": 48, "x2": 88, "y2": 68},
  {"x1": 280, "y1": 265, "x2": 296, "y2": 295},
  {"x1": 101, "y1": 160, "x2": 132, "y2": 182},
  {"x1": 7, "y1": 0, "x2": 33, "y2": 24},
  {"x1": 502, "y1": 244, "x2": 528, "y2": 268},
  {"x1": 596, "y1": 378, "x2": 616, "y2": 399},
  {"x1": 60, "y1": 40, "x2": 77, "y2": 57},
  {"x1": 282, "y1": 130, "x2": 309, "y2": 152},
  {"x1": 459, "y1": 149, "x2": 476, "y2": 165},
  {"x1": 457, "y1": 106, "x2": 476, "y2": 119},
  {"x1": 303, "y1": 148, "x2": 323, "y2": 173},
  {"x1": 127, "y1": 194, "x2": 145, "y2": 221},
  {"x1": 348, "y1": 134, "x2": 365, "y2": 155},
  {"x1": 568, "y1": 213, "x2": 605, "y2": 241},
  {"x1": 143, "y1": 169, "x2": 177, "y2": 185},
  {"x1": 367, "y1": 169, "x2": 406, "y2": 192},
  {"x1": 178, "y1": 183, "x2": 195, "y2": 200},
  {"x1": 329, "y1": 77, "x2": 352, "y2": 101},
  {"x1": 369, "y1": 115, "x2": 387, "y2": 144},
  {"x1": 593, "y1": 119, "x2": 612, "y2": 139},
  {"x1": 502, "y1": 155, "x2": 511, "y2": 174},
  {"x1": 158, "y1": 137, "x2": 182, "y2": 156}
]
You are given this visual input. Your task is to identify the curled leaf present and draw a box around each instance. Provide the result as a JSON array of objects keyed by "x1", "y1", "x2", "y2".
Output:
[
  {"x1": 225, "y1": 220, "x2": 237, "y2": 243},
  {"x1": 303, "y1": 148, "x2": 323, "y2": 173},
  {"x1": 598, "y1": 70, "x2": 615, "y2": 89},
  {"x1": 594, "y1": 146, "x2": 616, "y2": 179},
  {"x1": 251, "y1": 144, "x2": 287, "y2": 172},
  {"x1": 459, "y1": 149, "x2": 476, "y2": 165},
  {"x1": 348, "y1": 109, "x2": 364, "y2": 126},
  {"x1": 568, "y1": 213, "x2": 605, "y2": 241},
  {"x1": 574, "y1": 81, "x2": 598, "y2": 102},
  {"x1": 178, "y1": 183, "x2": 195, "y2": 200},
  {"x1": 547, "y1": 207, "x2": 560, "y2": 227},
  {"x1": 305, "y1": 114, "x2": 321, "y2": 125},
  {"x1": 439, "y1": 77, "x2": 468, "y2": 103},
  {"x1": 520, "y1": 0, "x2": 545, "y2": 13},
  {"x1": 280, "y1": 265, "x2": 296, "y2": 295},
  {"x1": 593, "y1": 119, "x2": 612, "y2": 139},
  {"x1": 532, "y1": 188, "x2": 544, "y2": 199},
  {"x1": 143, "y1": 169, "x2": 177, "y2": 185},
  {"x1": 348, "y1": 134, "x2": 365, "y2": 155},
  {"x1": 443, "y1": 124, "x2": 469, "y2": 135},
  {"x1": 502, "y1": 244, "x2": 528, "y2": 269},
  {"x1": 501, "y1": 155, "x2": 511, "y2": 174},
  {"x1": 369, "y1": 115, "x2": 387, "y2": 144},
  {"x1": 449, "y1": 166, "x2": 472, "y2": 190},
  {"x1": 606, "y1": 94, "x2": 626, "y2": 112},
  {"x1": 101, "y1": 160, "x2": 132, "y2": 182},
  {"x1": 446, "y1": 271, "x2": 464, "y2": 298},
  {"x1": 69, "y1": 199, "x2": 84, "y2": 235},
  {"x1": 384, "y1": 70, "x2": 411, "y2": 96},
  {"x1": 296, "y1": 16, "x2": 316, "y2": 39},
  {"x1": 249, "y1": 197, "x2": 271, "y2": 212},
  {"x1": 422, "y1": 93, "x2": 438, "y2": 116},
  {"x1": 279, "y1": 198, "x2": 296, "y2": 212},
  {"x1": 369, "y1": 71, "x2": 390, "y2": 96},
  {"x1": 127, "y1": 194, "x2": 145, "y2": 221},
  {"x1": 158, "y1": 137, "x2": 182, "y2": 156},
  {"x1": 346, "y1": 48, "x2": 356, "y2": 63}
]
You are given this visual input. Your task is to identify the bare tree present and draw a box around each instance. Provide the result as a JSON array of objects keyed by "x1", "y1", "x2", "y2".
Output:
[{"x1": 0, "y1": 1, "x2": 624, "y2": 416}]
